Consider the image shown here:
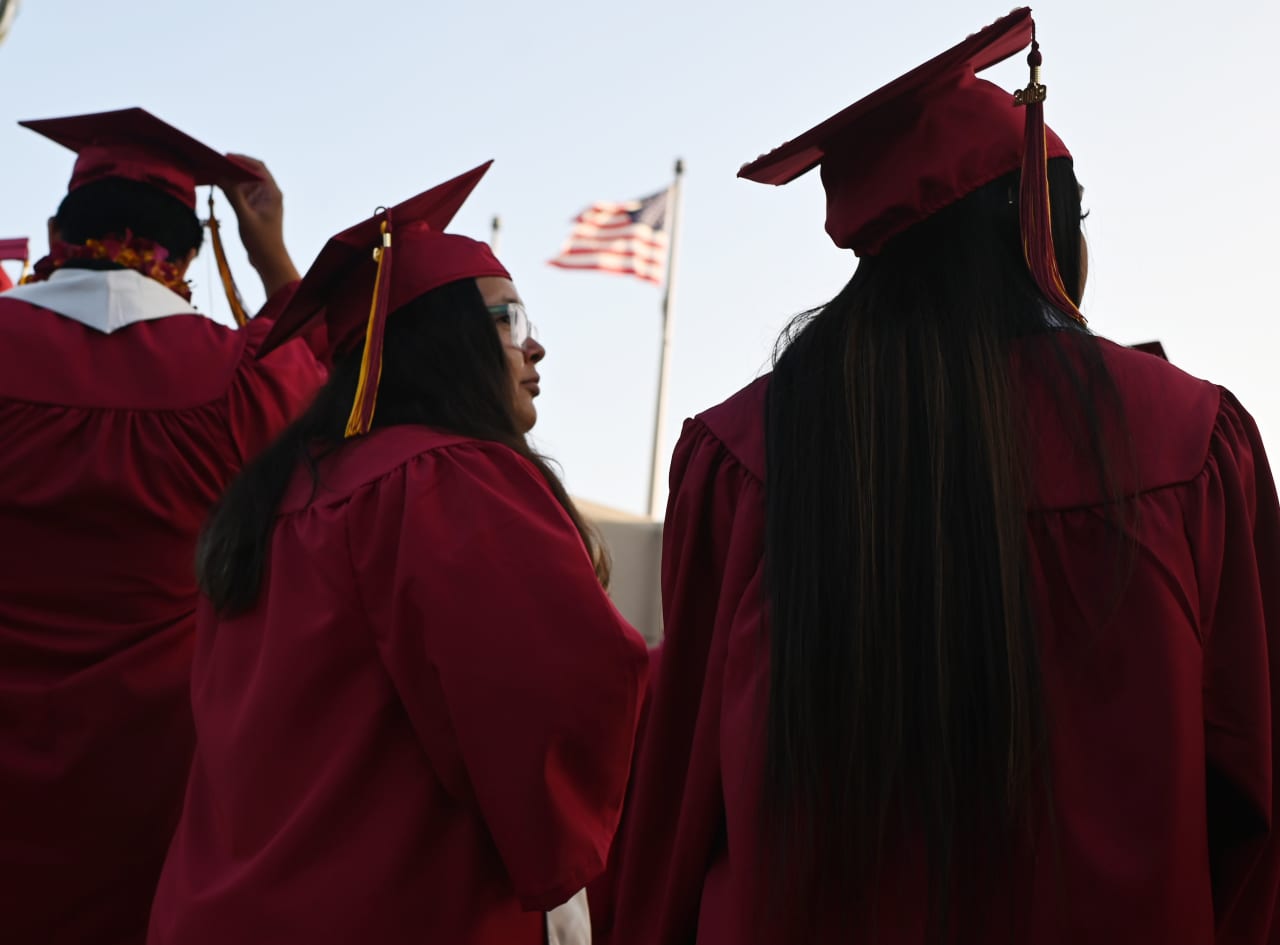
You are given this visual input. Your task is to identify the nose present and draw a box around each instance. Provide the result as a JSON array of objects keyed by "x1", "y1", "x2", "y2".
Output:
[{"x1": 524, "y1": 336, "x2": 546, "y2": 364}]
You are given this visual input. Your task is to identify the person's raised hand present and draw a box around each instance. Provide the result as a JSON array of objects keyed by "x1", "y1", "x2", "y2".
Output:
[{"x1": 220, "y1": 154, "x2": 299, "y2": 298}]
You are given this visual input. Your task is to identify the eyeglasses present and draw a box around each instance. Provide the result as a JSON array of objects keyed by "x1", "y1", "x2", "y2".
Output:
[{"x1": 487, "y1": 302, "x2": 537, "y2": 348}]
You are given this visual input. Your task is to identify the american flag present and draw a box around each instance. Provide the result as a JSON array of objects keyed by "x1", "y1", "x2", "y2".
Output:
[{"x1": 548, "y1": 189, "x2": 670, "y2": 285}]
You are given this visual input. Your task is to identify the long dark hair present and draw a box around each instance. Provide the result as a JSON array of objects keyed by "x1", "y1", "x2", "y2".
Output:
[
  {"x1": 199, "y1": 277, "x2": 608, "y2": 616},
  {"x1": 764, "y1": 158, "x2": 1101, "y2": 935}
]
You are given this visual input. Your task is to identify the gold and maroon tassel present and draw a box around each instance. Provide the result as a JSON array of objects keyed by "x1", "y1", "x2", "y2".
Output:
[
  {"x1": 1014, "y1": 30, "x2": 1086, "y2": 326},
  {"x1": 206, "y1": 192, "x2": 250, "y2": 328},
  {"x1": 345, "y1": 214, "x2": 394, "y2": 438}
]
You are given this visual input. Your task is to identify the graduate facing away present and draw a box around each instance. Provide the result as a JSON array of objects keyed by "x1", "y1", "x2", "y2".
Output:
[
  {"x1": 146, "y1": 165, "x2": 650, "y2": 945},
  {"x1": 0, "y1": 108, "x2": 325, "y2": 945},
  {"x1": 595, "y1": 8, "x2": 1280, "y2": 944}
]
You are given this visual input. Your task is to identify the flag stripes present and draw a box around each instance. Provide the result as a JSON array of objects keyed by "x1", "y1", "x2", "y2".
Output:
[{"x1": 549, "y1": 189, "x2": 669, "y2": 286}]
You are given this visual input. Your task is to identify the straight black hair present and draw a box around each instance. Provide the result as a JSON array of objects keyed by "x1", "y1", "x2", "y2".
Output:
[
  {"x1": 764, "y1": 157, "x2": 1109, "y2": 938},
  {"x1": 55, "y1": 178, "x2": 205, "y2": 258},
  {"x1": 198, "y1": 277, "x2": 607, "y2": 615}
]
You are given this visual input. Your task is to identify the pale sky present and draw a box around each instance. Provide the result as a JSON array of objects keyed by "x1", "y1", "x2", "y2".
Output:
[{"x1": 1, "y1": 0, "x2": 1276, "y2": 516}]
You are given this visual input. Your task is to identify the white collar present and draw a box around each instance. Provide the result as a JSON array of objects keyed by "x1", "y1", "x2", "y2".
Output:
[{"x1": 3, "y1": 267, "x2": 201, "y2": 333}]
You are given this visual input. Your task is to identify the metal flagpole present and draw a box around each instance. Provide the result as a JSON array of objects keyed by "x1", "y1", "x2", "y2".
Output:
[
  {"x1": 646, "y1": 158, "x2": 684, "y2": 519},
  {"x1": 489, "y1": 215, "x2": 502, "y2": 254}
]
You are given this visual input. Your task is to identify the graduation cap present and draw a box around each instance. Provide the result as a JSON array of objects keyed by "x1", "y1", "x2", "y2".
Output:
[
  {"x1": 0, "y1": 237, "x2": 28, "y2": 273},
  {"x1": 20, "y1": 107, "x2": 262, "y2": 324},
  {"x1": 19, "y1": 107, "x2": 259, "y2": 210},
  {"x1": 740, "y1": 7, "x2": 1082, "y2": 324},
  {"x1": 0, "y1": 237, "x2": 30, "y2": 291},
  {"x1": 258, "y1": 161, "x2": 508, "y2": 437},
  {"x1": 0, "y1": 237, "x2": 29, "y2": 262}
]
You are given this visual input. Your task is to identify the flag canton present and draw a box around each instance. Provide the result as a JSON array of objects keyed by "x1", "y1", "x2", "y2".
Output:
[{"x1": 628, "y1": 191, "x2": 668, "y2": 232}]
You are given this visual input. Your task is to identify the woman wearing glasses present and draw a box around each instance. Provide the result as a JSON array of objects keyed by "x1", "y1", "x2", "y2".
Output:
[
  {"x1": 486, "y1": 295, "x2": 545, "y2": 433},
  {"x1": 147, "y1": 167, "x2": 648, "y2": 945}
]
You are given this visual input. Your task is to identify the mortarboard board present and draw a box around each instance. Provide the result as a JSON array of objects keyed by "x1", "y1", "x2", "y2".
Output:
[
  {"x1": 19, "y1": 108, "x2": 260, "y2": 211},
  {"x1": 740, "y1": 7, "x2": 1082, "y2": 324},
  {"x1": 258, "y1": 161, "x2": 508, "y2": 437}
]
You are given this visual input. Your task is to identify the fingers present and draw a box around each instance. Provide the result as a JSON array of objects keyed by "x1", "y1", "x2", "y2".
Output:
[
  {"x1": 219, "y1": 154, "x2": 280, "y2": 211},
  {"x1": 225, "y1": 152, "x2": 268, "y2": 177}
]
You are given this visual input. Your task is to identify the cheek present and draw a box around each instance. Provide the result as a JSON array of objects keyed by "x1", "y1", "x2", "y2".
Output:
[{"x1": 504, "y1": 347, "x2": 524, "y2": 383}]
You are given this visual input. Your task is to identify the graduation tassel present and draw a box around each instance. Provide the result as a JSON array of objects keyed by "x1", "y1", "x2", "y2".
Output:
[
  {"x1": 1014, "y1": 30, "x2": 1086, "y2": 326},
  {"x1": 205, "y1": 191, "x2": 250, "y2": 328},
  {"x1": 345, "y1": 215, "x2": 394, "y2": 438}
]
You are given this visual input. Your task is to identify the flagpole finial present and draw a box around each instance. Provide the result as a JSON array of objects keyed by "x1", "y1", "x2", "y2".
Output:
[{"x1": 674, "y1": 158, "x2": 685, "y2": 176}]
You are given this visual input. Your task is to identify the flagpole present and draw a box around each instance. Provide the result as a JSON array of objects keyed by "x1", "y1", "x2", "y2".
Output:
[
  {"x1": 489, "y1": 215, "x2": 502, "y2": 254},
  {"x1": 646, "y1": 158, "x2": 684, "y2": 519}
]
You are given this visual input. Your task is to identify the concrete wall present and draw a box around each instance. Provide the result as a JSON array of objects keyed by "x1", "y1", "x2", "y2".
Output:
[{"x1": 577, "y1": 499, "x2": 664, "y2": 645}]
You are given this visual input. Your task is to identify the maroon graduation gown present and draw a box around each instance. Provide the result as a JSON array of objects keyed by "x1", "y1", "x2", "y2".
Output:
[
  {"x1": 0, "y1": 283, "x2": 325, "y2": 944},
  {"x1": 147, "y1": 427, "x2": 649, "y2": 945},
  {"x1": 596, "y1": 335, "x2": 1280, "y2": 944}
]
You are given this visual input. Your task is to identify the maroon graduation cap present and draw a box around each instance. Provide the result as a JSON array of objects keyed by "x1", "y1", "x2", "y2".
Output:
[
  {"x1": 740, "y1": 7, "x2": 1081, "y2": 323},
  {"x1": 0, "y1": 237, "x2": 28, "y2": 262},
  {"x1": 20, "y1": 108, "x2": 260, "y2": 211},
  {"x1": 258, "y1": 162, "x2": 508, "y2": 437}
]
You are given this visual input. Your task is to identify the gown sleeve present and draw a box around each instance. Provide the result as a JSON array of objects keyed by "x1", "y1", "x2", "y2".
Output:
[
  {"x1": 224, "y1": 281, "x2": 327, "y2": 464},
  {"x1": 246, "y1": 278, "x2": 332, "y2": 364},
  {"x1": 590, "y1": 417, "x2": 764, "y2": 944},
  {"x1": 1190, "y1": 390, "x2": 1280, "y2": 942},
  {"x1": 349, "y1": 441, "x2": 650, "y2": 911}
]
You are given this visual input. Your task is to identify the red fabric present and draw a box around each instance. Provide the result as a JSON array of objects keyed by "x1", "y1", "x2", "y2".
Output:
[
  {"x1": 147, "y1": 428, "x2": 649, "y2": 945},
  {"x1": 595, "y1": 336, "x2": 1280, "y2": 944},
  {"x1": 0, "y1": 267, "x2": 12, "y2": 292},
  {"x1": 740, "y1": 7, "x2": 1039, "y2": 186},
  {"x1": 738, "y1": 9, "x2": 1071, "y2": 256},
  {"x1": 70, "y1": 145, "x2": 201, "y2": 210},
  {"x1": 816, "y1": 74, "x2": 1069, "y2": 256},
  {"x1": 20, "y1": 108, "x2": 261, "y2": 211},
  {"x1": 0, "y1": 287, "x2": 325, "y2": 945},
  {"x1": 259, "y1": 163, "x2": 503, "y2": 359},
  {"x1": 327, "y1": 228, "x2": 509, "y2": 354},
  {"x1": 0, "y1": 237, "x2": 29, "y2": 261}
]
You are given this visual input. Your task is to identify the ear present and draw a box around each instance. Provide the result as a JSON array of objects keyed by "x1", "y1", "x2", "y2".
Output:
[
  {"x1": 46, "y1": 216, "x2": 60, "y2": 245},
  {"x1": 173, "y1": 246, "x2": 200, "y2": 278}
]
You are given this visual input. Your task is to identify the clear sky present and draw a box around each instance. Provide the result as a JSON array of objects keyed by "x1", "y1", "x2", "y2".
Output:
[{"x1": 1, "y1": 0, "x2": 1276, "y2": 516}]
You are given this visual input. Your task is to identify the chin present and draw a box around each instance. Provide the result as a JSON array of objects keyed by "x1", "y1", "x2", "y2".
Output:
[{"x1": 515, "y1": 406, "x2": 538, "y2": 434}]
